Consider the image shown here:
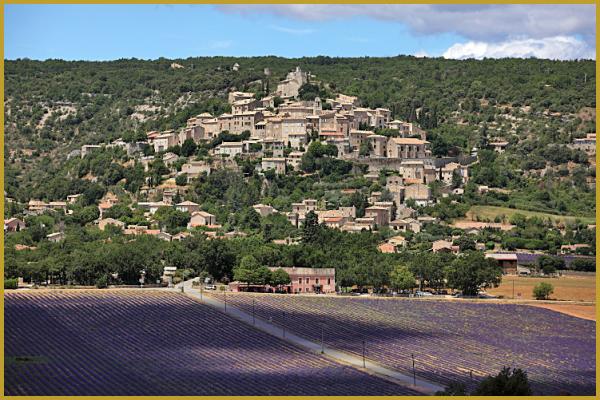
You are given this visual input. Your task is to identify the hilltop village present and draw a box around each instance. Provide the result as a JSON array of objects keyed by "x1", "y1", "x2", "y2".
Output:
[
  {"x1": 45, "y1": 67, "x2": 475, "y2": 234},
  {"x1": 5, "y1": 65, "x2": 596, "y2": 292}
]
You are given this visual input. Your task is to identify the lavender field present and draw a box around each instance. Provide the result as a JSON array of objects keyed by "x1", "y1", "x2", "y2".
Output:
[
  {"x1": 4, "y1": 290, "x2": 420, "y2": 396},
  {"x1": 216, "y1": 293, "x2": 596, "y2": 395}
]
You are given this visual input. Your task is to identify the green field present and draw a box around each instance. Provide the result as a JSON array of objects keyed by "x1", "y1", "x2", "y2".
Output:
[{"x1": 466, "y1": 205, "x2": 595, "y2": 225}]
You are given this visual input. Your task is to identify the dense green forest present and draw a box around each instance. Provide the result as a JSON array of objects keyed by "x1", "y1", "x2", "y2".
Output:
[{"x1": 5, "y1": 56, "x2": 595, "y2": 152}]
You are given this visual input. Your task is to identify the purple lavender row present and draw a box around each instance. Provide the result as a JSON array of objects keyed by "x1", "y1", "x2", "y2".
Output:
[
  {"x1": 5, "y1": 291, "x2": 421, "y2": 396},
  {"x1": 218, "y1": 293, "x2": 595, "y2": 395}
]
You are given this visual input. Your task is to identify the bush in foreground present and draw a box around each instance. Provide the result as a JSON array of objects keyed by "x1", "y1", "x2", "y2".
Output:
[
  {"x1": 473, "y1": 367, "x2": 532, "y2": 395},
  {"x1": 533, "y1": 282, "x2": 554, "y2": 300},
  {"x1": 437, "y1": 367, "x2": 532, "y2": 395}
]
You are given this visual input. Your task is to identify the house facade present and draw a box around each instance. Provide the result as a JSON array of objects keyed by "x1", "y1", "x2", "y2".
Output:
[
  {"x1": 229, "y1": 267, "x2": 336, "y2": 294},
  {"x1": 4, "y1": 218, "x2": 25, "y2": 232}
]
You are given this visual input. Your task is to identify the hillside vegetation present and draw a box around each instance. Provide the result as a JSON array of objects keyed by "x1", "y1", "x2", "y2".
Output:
[{"x1": 5, "y1": 56, "x2": 595, "y2": 216}]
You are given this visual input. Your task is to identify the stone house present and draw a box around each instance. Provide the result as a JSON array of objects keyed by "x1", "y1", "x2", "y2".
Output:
[
  {"x1": 261, "y1": 157, "x2": 287, "y2": 175},
  {"x1": 389, "y1": 218, "x2": 421, "y2": 233},
  {"x1": 97, "y1": 218, "x2": 125, "y2": 231},
  {"x1": 188, "y1": 211, "x2": 217, "y2": 228},
  {"x1": 404, "y1": 183, "x2": 432, "y2": 206},
  {"x1": 4, "y1": 218, "x2": 25, "y2": 232},
  {"x1": 215, "y1": 142, "x2": 244, "y2": 157},
  {"x1": 252, "y1": 204, "x2": 278, "y2": 217},
  {"x1": 175, "y1": 201, "x2": 200, "y2": 214},
  {"x1": 387, "y1": 138, "x2": 430, "y2": 159},
  {"x1": 47, "y1": 232, "x2": 66, "y2": 243}
]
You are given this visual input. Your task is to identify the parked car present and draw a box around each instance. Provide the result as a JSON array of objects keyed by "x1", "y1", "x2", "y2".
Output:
[
  {"x1": 204, "y1": 284, "x2": 217, "y2": 290},
  {"x1": 415, "y1": 290, "x2": 433, "y2": 297}
]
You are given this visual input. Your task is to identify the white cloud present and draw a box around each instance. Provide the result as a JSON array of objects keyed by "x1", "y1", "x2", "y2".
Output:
[
  {"x1": 413, "y1": 50, "x2": 429, "y2": 58},
  {"x1": 217, "y1": 4, "x2": 595, "y2": 43},
  {"x1": 442, "y1": 36, "x2": 595, "y2": 60},
  {"x1": 270, "y1": 25, "x2": 315, "y2": 35}
]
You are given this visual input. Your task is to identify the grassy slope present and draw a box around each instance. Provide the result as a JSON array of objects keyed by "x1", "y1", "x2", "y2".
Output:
[{"x1": 466, "y1": 205, "x2": 595, "y2": 225}]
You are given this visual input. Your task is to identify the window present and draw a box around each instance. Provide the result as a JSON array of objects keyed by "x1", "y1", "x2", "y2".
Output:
[
  {"x1": 298, "y1": 278, "x2": 302, "y2": 284},
  {"x1": 305, "y1": 278, "x2": 309, "y2": 284},
  {"x1": 327, "y1": 278, "x2": 331, "y2": 285},
  {"x1": 315, "y1": 278, "x2": 319, "y2": 284}
]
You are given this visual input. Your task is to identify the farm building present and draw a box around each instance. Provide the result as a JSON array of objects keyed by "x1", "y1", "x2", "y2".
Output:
[
  {"x1": 485, "y1": 253, "x2": 518, "y2": 274},
  {"x1": 229, "y1": 267, "x2": 336, "y2": 294}
]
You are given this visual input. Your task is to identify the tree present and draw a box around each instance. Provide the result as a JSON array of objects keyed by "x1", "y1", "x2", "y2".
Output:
[
  {"x1": 175, "y1": 174, "x2": 188, "y2": 186},
  {"x1": 533, "y1": 282, "x2": 554, "y2": 300},
  {"x1": 536, "y1": 255, "x2": 564, "y2": 275},
  {"x1": 569, "y1": 258, "x2": 595, "y2": 272},
  {"x1": 271, "y1": 268, "x2": 291, "y2": 291},
  {"x1": 389, "y1": 265, "x2": 416, "y2": 292},
  {"x1": 451, "y1": 170, "x2": 463, "y2": 189},
  {"x1": 153, "y1": 206, "x2": 190, "y2": 233},
  {"x1": 298, "y1": 83, "x2": 327, "y2": 101},
  {"x1": 233, "y1": 255, "x2": 272, "y2": 288},
  {"x1": 260, "y1": 213, "x2": 298, "y2": 241},
  {"x1": 181, "y1": 138, "x2": 197, "y2": 157},
  {"x1": 199, "y1": 239, "x2": 236, "y2": 280},
  {"x1": 302, "y1": 210, "x2": 320, "y2": 243},
  {"x1": 444, "y1": 251, "x2": 502, "y2": 296},
  {"x1": 408, "y1": 252, "x2": 447, "y2": 290},
  {"x1": 104, "y1": 203, "x2": 132, "y2": 220},
  {"x1": 71, "y1": 205, "x2": 100, "y2": 225},
  {"x1": 148, "y1": 159, "x2": 169, "y2": 187},
  {"x1": 453, "y1": 236, "x2": 476, "y2": 252},
  {"x1": 346, "y1": 191, "x2": 369, "y2": 218},
  {"x1": 472, "y1": 367, "x2": 532, "y2": 395},
  {"x1": 237, "y1": 207, "x2": 261, "y2": 232},
  {"x1": 302, "y1": 210, "x2": 321, "y2": 244}
]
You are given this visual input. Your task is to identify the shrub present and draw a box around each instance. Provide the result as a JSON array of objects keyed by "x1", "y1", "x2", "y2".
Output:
[
  {"x1": 4, "y1": 278, "x2": 18, "y2": 289},
  {"x1": 175, "y1": 174, "x2": 188, "y2": 186},
  {"x1": 95, "y1": 275, "x2": 108, "y2": 289},
  {"x1": 533, "y1": 282, "x2": 554, "y2": 300},
  {"x1": 569, "y1": 258, "x2": 595, "y2": 272},
  {"x1": 473, "y1": 367, "x2": 532, "y2": 395}
]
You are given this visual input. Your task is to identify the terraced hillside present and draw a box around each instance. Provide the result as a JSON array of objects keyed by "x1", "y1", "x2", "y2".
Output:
[{"x1": 4, "y1": 290, "x2": 420, "y2": 396}]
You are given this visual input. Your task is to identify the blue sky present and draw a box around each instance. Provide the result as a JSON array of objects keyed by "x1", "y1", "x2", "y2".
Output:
[{"x1": 5, "y1": 4, "x2": 596, "y2": 61}]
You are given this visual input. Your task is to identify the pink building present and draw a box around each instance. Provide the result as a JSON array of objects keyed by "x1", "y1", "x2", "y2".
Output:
[
  {"x1": 229, "y1": 267, "x2": 336, "y2": 294},
  {"x1": 272, "y1": 267, "x2": 336, "y2": 294}
]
